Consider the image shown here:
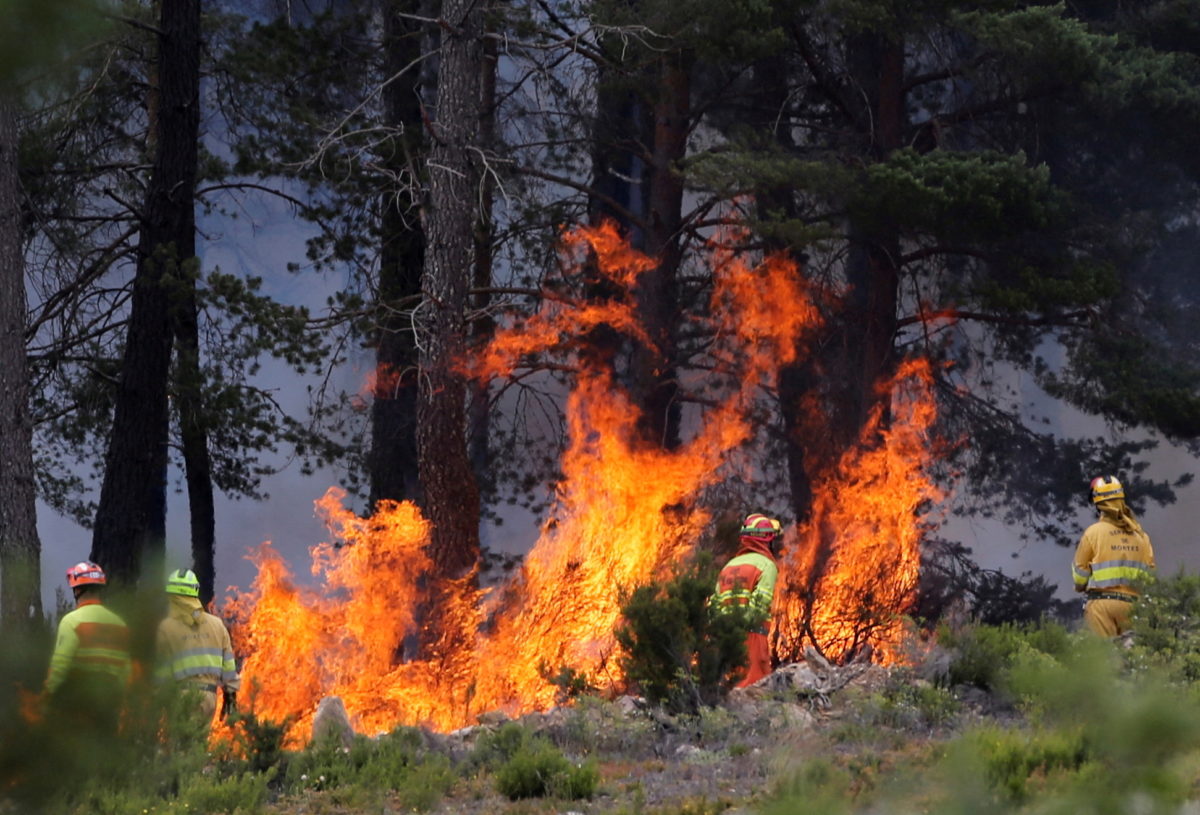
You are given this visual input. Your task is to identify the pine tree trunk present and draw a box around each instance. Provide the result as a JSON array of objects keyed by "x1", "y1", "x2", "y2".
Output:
[
  {"x1": 468, "y1": 23, "x2": 498, "y2": 479},
  {"x1": 92, "y1": 0, "x2": 201, "y2": 588},
  {"x1": 0, "y1": 96, "x2": 43, "y2": 626},
  {"x1": 172, "y1": 277, "x2": 215, "y2": 604},
  {"x1": 369, "y1": 0, "x2": 426, "y2": 510},
  {"x1": 828, "y1": 33, "x2": 904, "y2": 447},
  {"x1": 629, "y1": 51, "x2": 690, "y2": 449},
  {"x1": 417, "y1": 0, "x2": 482, "y2": 580}
]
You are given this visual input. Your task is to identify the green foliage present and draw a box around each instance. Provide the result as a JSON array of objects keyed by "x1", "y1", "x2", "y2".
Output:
[
  {"x1": 847, "y1": 679, "x2": 960, "y2": 733},
  {"x1": 762, "y1": 758, "x2": 854, "y2": 815},
  {"x1": 225, "y1": 707, "x2": 292, "y2": 775},
  {"x1": 283, "y1": 726, "x2": 454, "y2": 810},
  {"x1": 960, "y1": 725, "x2": 1088, "y2": 803},
  {"x1": 771, "y1": 617, "x2": 1200, "y2": 814},
  {"x1": 468, "y1": 721, "x2": 533, "y2": 770},
  {"x1": 493, "y1": 741, "x2": 598, "y2": 801},
  {"x1": 0, "y1": 0, "x2": 107, "y2": 81},
  {"x1": 178, "y1": 771, "x2": 272, "y2": 815},
  {"x1": 554, "y1": 695, "x2": 659, "y2": 757},
  {"x1": 853, "y1": 149, "x2": 1062, "y2": 242},
  {"x1": 939, "y1": 619, "x2": 1072, "y2": 692},
  {"x1": 468, "y1": 721, "x2": 596, "y2": 801},
  {"x1": 0, "y1": 677, "x2": 232, "y2": 813},
  {"x1": 614, "y1": 554, "x2": 751, "y2": 712},
  {"x1": 1127, "y1": 572, "x2": 1200, "y2": 682}
]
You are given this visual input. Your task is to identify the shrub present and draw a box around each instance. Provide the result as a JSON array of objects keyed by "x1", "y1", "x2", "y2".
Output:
[
  {"x1": 226, "y1": 707, "x2": 292, "y2": 775},
  {"x1": 939, "y1": 620, "x2": 1071, "y2": 692},
  {"x1": 762, "y1": 758, "x2": 854, "y2": 815},
  {"x1": 849, "y1": 680, "x2": 959, "y2": 731},
  {"x1": 963, "y1": 725, "x2": 1088, "y2": 803},
  {"x1": 493, "y1": 741, "x2": 598, "y2": 800},
  {"x1": 467, "y1": 721, "x2": 531, "y2": 770},
  {"x1": 614, "y1": 553, "x2": 751, "y2": 712},
  {"x1": 1127, "y1": 573, "x2": 1200, "y2": 681},
  {"x1": 555, "y1": 694, "x2": 658, "y2": 757},
  {"x1": 283, "y1": 726, "x2": 454, "y2": 810},
  {"x1": 179, "y1": 770, "x2": 272, "y2": 815}
]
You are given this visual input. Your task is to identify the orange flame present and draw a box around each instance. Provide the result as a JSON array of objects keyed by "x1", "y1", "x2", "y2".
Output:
[
  {"x1": 225, "y1": 222, "x2": 941, "y2": 739},
  {"x1": 774, "y1": 357, "x2": 942, "y2": 663}
]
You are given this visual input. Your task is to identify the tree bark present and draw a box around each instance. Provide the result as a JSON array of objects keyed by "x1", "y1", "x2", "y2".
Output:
[
  {"x1": 172, "y1": 268, "x2": 215, "y2": 605},
  {"x1": 826, "y1": 33, "x2": 904, "y2": 448},
  {"x1": 92, "y1": 0, "x2": 201, "y2": 588},
  {"x1": 416, "y1": 0, "x2": 482, "y2": 580},
  {"x1": 369, "y1": 0, "x2": 426, "y2": 510},
  {"x1": 629, "y1": 50, "x2": 690, "y2": 449},
  {"x1": 468, "y1": 21, "x2": 498, "y2": 479},
  {"x1": 0, "y1": 96, "x2": 43, "y2": 625}
]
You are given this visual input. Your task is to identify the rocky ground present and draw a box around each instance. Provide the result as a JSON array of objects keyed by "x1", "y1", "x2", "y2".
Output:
[{"x1": 263, "y1": 647, "x2": 989, "y2": 815}]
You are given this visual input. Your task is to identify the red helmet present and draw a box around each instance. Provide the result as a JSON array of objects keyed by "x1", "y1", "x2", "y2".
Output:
[
  {"x1": 66, "y1": 561, "x2": 106, "y2": 588},
  {"x1": 739, "y1": 513, "x2": 782, "y2": 543}
]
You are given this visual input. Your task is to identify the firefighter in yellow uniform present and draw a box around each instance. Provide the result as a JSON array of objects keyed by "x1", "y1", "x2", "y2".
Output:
[
  {"x1": 1072, "y1": 475, "x2": 1155, "y2": 637},
  {"x1": 712, "y1": 513, "x2": 782, "y2": 688},
  {"x1": 155, "y1": 569, "x2": 240, "y2": 731},
  {"x1": 44, "y1": 561, "x2": 132, "y2": 735}
]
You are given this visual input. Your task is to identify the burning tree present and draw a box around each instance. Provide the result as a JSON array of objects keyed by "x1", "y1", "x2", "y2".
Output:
[{"x1": 227, "y1": 222, "x2": 942, "y2": 737}]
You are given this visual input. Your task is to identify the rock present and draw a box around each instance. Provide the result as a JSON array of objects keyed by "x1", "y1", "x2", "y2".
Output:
[
  {"x1": 615, "y1": 694, "x2": 645, "y2": 717},
  {"x1": 746, "y1": 662, "x2": 829, "y2": 704},
  {"x1": 448, "y1": 724, "x2": 479, "y2": 740},
  {"x1": 476, "y1": 709, "x2": 512, "y2": 726},
  {"x1": 311, "y1": 696, "x2": 354, "y2": 749},
  {"x1": 763, "y1": 701, "x2": 816, "y2": 731}
]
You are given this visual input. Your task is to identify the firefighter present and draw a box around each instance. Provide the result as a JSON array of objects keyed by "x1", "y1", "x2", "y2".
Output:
[
  {"x1": 1072, "y1": 475, "x2": 1156, "y2": 637},
  {"x1": 155, "y1": 569, "x2": 240, "y2": 730},
  {"x1": 43, "y1": 561, "x2": 132, "y2": 734},
  {"x1": 712, "y1": 513, "x2": 783, "y2": 688}
]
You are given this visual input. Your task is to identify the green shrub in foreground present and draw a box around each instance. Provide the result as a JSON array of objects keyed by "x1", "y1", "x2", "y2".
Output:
[
  {"x1": 282, "y1": 726, "x2": 453, "y2": 809},
  {"x1": 467, "y1": 720, "x2": 531, "y2": 770},
  {"x1": 493, "y1": 741, "x2": 598, "y2": 800},
  {"x1": 769, "y1": 632, "x2": 1200, "y2": 814}
]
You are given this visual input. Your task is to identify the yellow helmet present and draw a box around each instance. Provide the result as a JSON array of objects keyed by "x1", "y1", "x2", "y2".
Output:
[
  {"x1": 166, "y1": 568, "x2": 201, "y2": 597},
  {"x1": 1089, "y1": 475, "x2": 1124, "y2": 504}
]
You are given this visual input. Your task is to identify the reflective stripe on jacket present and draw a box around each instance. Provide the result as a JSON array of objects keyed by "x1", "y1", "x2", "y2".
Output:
[
  {"x1": 45, "y1": 599, "x2": 131, "y2": 695},
  {"x1": 712, "y1": 551, "x2": 778, "y2": 625},
  {"x1": 1072, "y1": 518, "x2": 1155, "y2": 595},
  {"x1": 156, "y1": 606, "x2": 240, "y2": 692}
]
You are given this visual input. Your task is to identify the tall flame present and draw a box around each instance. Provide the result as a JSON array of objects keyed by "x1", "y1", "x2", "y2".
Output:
[
  {"x1": 225, "y1": 222, "x2": 941, "y2": 739},
  {"x1": 774, "y1": 358, "x2": 941, "y2": 663}
]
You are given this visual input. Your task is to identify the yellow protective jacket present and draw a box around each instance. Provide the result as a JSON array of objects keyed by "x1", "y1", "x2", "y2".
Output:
[
  {"x1": 155, "y1": 595, "x2": 240, "y2": 692},
  {"x1": 712, "y1": 540, "x2": 779, "y2": 628},
  {"x1": 1072, "y1": 517, "x2": 1155, "y2": 597},
  {"x1": 45, "y1": 598, "x2": 131, "y2": 695}
]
